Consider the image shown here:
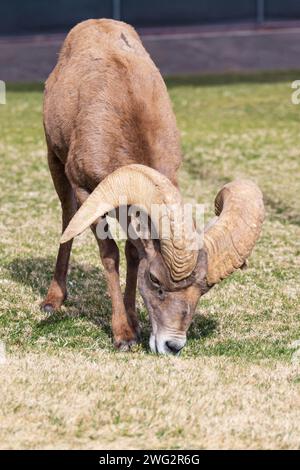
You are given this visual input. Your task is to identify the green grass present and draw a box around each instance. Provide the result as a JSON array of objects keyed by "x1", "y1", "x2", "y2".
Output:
[
  {"x1": 1, "y1": 71, "x2": 300, "y2": 449},
  {"x1": 1, "y1": 72, "x2": 299, "y2": 359}
]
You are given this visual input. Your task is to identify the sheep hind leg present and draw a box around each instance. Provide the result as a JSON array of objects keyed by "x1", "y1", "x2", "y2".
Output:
[
  {"x1": 124, "y1": 240, "x2": 141, "y2": 340},
  {"x1": 41, "y1": 151, "x2": 77, "y2": 313}
]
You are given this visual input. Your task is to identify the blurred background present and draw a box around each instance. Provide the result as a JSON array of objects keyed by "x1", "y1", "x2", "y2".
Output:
[
  {"x1": 1, "y1": 0, "x2": 300, "y2": 81},
  {"x1": 2, "y1": 0, "x2": 300, "y2": 33}
]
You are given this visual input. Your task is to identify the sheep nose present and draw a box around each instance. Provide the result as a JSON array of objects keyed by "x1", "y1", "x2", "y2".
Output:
[{"x1": 165, "y1": 340, "x2": 184, "y2": 355}]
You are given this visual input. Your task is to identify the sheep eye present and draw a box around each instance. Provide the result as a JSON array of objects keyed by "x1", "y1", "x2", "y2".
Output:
[{"x1": 149, "y1": 272, "x2": 160, "y2": 286}]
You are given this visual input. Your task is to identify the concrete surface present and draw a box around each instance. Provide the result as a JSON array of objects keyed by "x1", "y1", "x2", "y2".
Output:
[{"x1": 0, "y1": 22, "x2": 300, "y2": 82}]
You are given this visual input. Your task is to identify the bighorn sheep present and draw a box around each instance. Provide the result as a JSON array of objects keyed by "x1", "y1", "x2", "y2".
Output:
[{"x1": 42, "y1": 19, "x2": 264, "y2": 354}]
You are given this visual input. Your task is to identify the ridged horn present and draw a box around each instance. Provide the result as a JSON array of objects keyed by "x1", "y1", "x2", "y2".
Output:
[
  {"x1": 204, "y1": 179, "x2": 265, "y2": 286},
  {"x1": 61, "y1": 164, "x2": 198, "y2": 281}
]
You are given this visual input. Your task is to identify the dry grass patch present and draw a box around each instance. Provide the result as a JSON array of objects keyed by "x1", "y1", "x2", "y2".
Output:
[{"x1": 0, "y1": 351, "x2": 299, "y2": 449}]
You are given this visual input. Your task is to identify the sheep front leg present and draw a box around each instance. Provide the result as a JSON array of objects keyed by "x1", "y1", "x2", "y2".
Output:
[{"x1": 92, "y1": 228, "x2": 139, "y2": 350}]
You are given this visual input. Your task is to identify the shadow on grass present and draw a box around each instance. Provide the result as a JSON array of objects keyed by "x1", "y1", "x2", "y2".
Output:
[
  {"x1": 188, "y1": 315, "x2": 218, "y2": 340},
  {"x1": 183, "y1": 153, "x2": 232, "y2": 185},
  {"x1": 265, "y1": 195, "x2": 300, "y2": 227},
  {"x1": 7, "y1": 256, "x2": 114, "y2": 343},
  {"x1": 6, "y1": 256, "x2": 217, "y2": 351}
]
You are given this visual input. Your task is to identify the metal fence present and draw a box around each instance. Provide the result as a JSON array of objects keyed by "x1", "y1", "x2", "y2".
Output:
[{"x1": 1, "y1": 0, "x2": 300, "y2": 35}]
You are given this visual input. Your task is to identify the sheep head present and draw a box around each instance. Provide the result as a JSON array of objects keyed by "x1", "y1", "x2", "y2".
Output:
[{"x1": 61, "y1": 165, "x2": 265, "y2": 355}]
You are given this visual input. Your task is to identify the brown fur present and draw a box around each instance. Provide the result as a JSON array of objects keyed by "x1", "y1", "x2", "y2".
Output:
[{"x1": 42, "y1": 19, "x2": 187, "y2": 350}]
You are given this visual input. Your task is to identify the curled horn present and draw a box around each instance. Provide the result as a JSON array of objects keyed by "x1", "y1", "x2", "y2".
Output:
[
  {"x1": 204, "y1": 179, "x2": 265, "y2": 286},
  {"x1": 61, "y1": 164, "x2": 198, "y2": 281}
]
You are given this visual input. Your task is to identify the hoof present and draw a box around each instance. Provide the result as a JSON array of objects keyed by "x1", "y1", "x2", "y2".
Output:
[
  {"x1": 114, "y1": 338, "x2": 139, "y2": 352},
  {"x1": 41, "y1": 303, "x2": 54, "y2": 315}
]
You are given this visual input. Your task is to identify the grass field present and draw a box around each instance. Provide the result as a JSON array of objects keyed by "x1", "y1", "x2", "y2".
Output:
[{"x1": 0, "y1": 72, "x2": 300, "y2": 449}]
